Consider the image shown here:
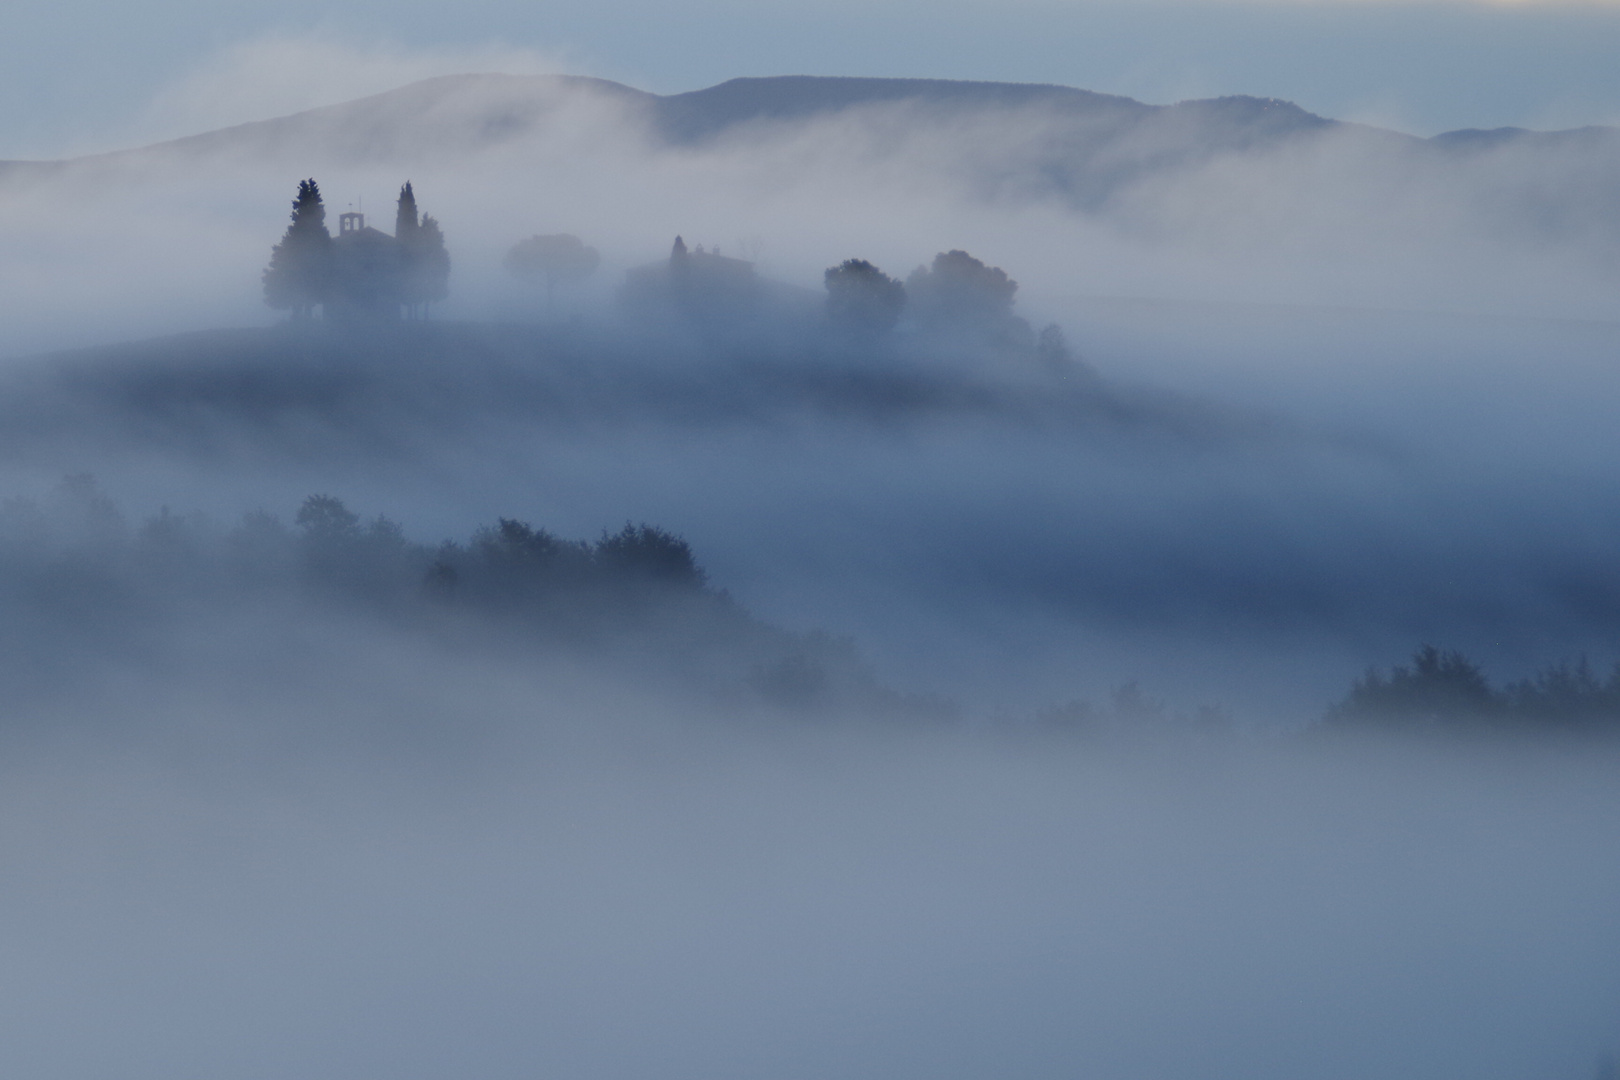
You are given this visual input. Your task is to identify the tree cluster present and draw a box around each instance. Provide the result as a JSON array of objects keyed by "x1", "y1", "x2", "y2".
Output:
[
  {"x1": 0, "y1": 479, "x2": 916, "y2": 717},
  {"x1": 821, "y1": 249, "x2": 1073, "y2": 367},
  {"x1": 263, "y1": 179, "x2": 449, "y2": 321},
  {"x1": 426, "y1": 516, "x2": 709, "y2": 622},
  {"x1": 1328, "y1": 644, "x2": 1620, "y2": 731}
]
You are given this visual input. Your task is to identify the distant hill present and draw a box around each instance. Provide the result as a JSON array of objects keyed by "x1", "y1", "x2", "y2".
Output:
[
  {"x1": 648, "y1": 76, "x2": 1153, "y2": 143},
  {"x1": 5, "y1": 71, "x2": 1614, "y2": 178},
  {"x1": 3, "y1": 72, "x2": 1613, "y2": 242}
]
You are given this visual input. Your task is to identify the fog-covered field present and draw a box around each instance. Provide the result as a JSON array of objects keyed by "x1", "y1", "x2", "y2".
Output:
[{"x1": 0, "y1": 67, "x2": 1618, "y2": 1080}]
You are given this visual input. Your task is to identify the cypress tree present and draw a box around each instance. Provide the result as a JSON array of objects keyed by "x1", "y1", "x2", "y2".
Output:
[
  {"x1": 394, "y1": 182, "x2": 419, "y2": 245},
  {"x1": 393, "y1": 181, "x2": 421, "y2": 318},
  {"x1": 262, "y1": 179, "x2": 333, "y2": 319}
]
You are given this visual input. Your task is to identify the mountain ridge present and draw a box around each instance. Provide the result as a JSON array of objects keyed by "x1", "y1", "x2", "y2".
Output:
[{"x1": 3, "y1": 71, "x2": 1613, "y2": 176}]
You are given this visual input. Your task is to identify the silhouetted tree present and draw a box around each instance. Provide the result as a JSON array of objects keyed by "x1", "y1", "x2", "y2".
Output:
[
  {"x1": 295, "y1": 494, "x2": 360, "y2": 542},
  {"x1": 904, "y1": 249, "x2": 1036, "y2": 353},
  {"x1": 394, "y1": 182, "x2": 419, "y2": 246},
  {"x1": 391, "y1": 182, "x2": 421, "y2": 319},
  {"x1": 263, "y1": 179, "x2": 332, "y2": 318},
  {"x1": 475, "y1": 518, "x2": 590, "y2": 578},
  {"x1": 1328, "y1": 645, "x2": 1497, "y2": 727},
  {"x1": 1502, "y1": 656, "x2": 1620, "y2": 727},
  {"x1": 824, "y1": 259, "x2": 906, "y2": 336},
  {"x1": 595, "y1": 523, "x2": 706, "y2": 587},
  {"x1": 292, "y1": 493, "x2": 414, "y2": 600},
  {"x1": 1328, "y1": 645, "x2": 1620, "y2": 730},
  {"x1": 401, "y1": 208, "x2": 450, "y2": 319},
  {"x1": 504, "y1": 233, "x2": 601, "y2": 313},
  {"x1": 907, "y1": 250, "x2": 1017, "y2": 325}
]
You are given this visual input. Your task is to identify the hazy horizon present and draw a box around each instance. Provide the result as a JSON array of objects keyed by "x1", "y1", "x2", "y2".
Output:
[{"x1": 11, "y1": 1, "x2": 1620, "y2": 160}]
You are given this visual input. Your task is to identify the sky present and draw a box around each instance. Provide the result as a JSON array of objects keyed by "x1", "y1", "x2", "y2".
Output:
[{"x1": 9, "y1": 0, "x2": 1620, "y2": 158}]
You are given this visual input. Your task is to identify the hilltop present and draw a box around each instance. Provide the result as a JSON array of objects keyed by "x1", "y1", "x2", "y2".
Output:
[{"x1": 4, "y1": 72, "x2": 1616, "y2": 210}]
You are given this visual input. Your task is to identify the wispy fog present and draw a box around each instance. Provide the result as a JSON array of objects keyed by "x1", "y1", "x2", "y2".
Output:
[
  {"x1": 0, "y1": 52, "x2": 1618, "y2": 1079},
  {"x1": 3, "y1": 64, "x2": 1619, "y2": 355}
]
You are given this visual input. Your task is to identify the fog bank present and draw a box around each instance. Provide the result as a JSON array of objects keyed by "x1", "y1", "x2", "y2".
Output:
[{"x1": 1, "y1": 663, "x2": 1616, "y2": 1080}]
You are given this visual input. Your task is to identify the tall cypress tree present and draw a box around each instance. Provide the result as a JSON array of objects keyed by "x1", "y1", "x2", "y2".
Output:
[
  {"x1": 394, "y1": 182, "x2": 419, "y2": 245},
  {"x1": 262, "y1": 179, "x2": 332, "y2": 319},
  {"x1": 392, "y1": 182, "x2": 421, "y2": 318}
]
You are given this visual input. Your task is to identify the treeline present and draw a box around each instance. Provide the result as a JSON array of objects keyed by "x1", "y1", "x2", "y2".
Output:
[
  {"x1": 13, "y1": 479, "x2": 1618, "y2": 735},
  {"x1": 1329, "y1": 645, "x2": 1620, "y2": 731},
  {"x1": 260, "y1": 182, "x2": 1079, "y2": 372},
  {"x1": 608, "y1": 236, "x2": 1080, "y2": 371},
  {"x1": 0, "y1": 478, "x2": 924, "y2": 717}
]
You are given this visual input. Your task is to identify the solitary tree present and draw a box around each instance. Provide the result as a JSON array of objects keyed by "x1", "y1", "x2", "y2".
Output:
[
  {"x1": 394, "y1": 181, "x2": 419, "y2": 246},
  {"x1": 394, "y1": 182, "x2": 421, "y2": 317},
  {"x1": 824, "y1": 259, "x2": 906, "y2": 336},
  {"x1": 262, "y1": 179, "x2": 332, "y2": 318},
  {"x1": 504, "y1": 233, "x2": 601, "y2": 313}
]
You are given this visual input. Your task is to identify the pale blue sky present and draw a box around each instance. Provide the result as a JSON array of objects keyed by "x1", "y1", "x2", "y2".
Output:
[{"x1": 8, "y1": 0, "x2": 1620, "y2": 157}]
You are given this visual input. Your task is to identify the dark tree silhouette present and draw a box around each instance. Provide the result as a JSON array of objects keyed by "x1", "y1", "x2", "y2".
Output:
[
  {"x1": 906, "y1": 250, "x2": 1018, "y2": 325},
  {"x1": 295, "y1": 494, "x2": 360, "y2": 541},
  {"x1": 1328, "y1": 645, "x2": 1620, "y2": 730},
  {"x1": 1328, "y1": 645, "x2": 1498, "y2": 727},
  {"x1": 595, "y1": 523, "x2": 706, "y2": 587},
  {"x1": 473, "y1": 518, "x2": 590, "y2": 577},
  {"x1": 504, "y1": 233, "x2": 602, "y2": 314},
  {"x1": 262, "y1": 179, "x2": 333, "y2": 319},
  {"x1": 393, "y1": 182, "x2": 448, "y2": 318},
  {"x1": 1502, "y1": 657, "x2": 1620, "y2": 726},
  {"x1": 394, "y1": 182, "x2": 419, "y2": 246},
  {"x1": 824, "y1": 258, "x2": 906, "y2": 336},
  {"x1": 402, "y1": 213, "x2": 450, "y2": 318}
]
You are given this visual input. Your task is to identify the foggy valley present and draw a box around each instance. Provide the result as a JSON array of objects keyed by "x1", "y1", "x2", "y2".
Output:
[{"x1": 0, "y1": 57, "x2": 1617, "y2": 1080}]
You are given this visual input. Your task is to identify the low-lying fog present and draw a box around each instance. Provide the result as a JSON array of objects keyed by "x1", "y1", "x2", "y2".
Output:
[
  {"x1": 5, "y1": 675, "x2": 1619, "y2": 1080},
  {"x1": 0, "y1": 64, "x2": 1618, "y2": 1079}
]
